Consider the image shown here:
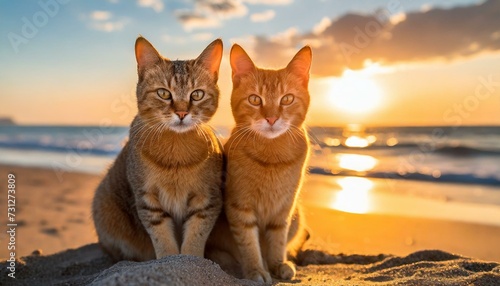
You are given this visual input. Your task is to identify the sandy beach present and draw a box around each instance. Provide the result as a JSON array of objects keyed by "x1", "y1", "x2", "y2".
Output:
[{"x1": 1, "y1": 164, "x2": 500, "y2": 285}]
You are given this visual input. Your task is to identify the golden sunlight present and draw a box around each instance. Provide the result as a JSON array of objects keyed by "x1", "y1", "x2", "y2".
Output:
[
  {"x1": 328, "y1": 69, "x2": 384, "y2": 114},
  {"x1": 331, "y1": 177, "x2": 374, "y2": 214},
  {"x1": 344, "y1": 135, "x2": 377, "y2": 148},
  {"x1": 337, "y1": 154, "x2": 378, "y2": 172},
  {"x1": 344, "y1": 136, "x2": 369, "y2": 148}
]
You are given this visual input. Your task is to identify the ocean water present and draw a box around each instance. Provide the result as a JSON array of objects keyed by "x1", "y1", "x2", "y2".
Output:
[
  {"x1": 308, "y1": 125, "x2": 500, "y2": 187},
  {"x1": 1, "y1": 125, "x2": 499, "y2": 184},
  {"x1": 0, "y1": 125, "x2": 128, "y2": 175},
  {"x1": 303, "y1": 125, "x2": 500, "y2": 221},
  {"x1": 0, "y1": 125, "x2": 499, "y2": 206}
]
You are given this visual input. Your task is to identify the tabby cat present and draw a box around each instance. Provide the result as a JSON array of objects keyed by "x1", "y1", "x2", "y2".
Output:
[
  {"x1": 207, "y1": 44, "x2": 312, "y2": 283},
  {"x1": 92, "y1": 37, "x2": 224, "y2": 261}
]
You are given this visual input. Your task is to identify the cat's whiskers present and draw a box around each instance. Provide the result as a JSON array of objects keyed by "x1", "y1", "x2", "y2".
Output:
[
  {"x1": 295, "y1": 124, "x2": 320, "y2": 147},
  {"x1": 194, "y1": 124, "x2": 203, "y2": 138},
  {"x1": 136, "y1": 123, "x2": 155, "y2": 151},
  {"x1": 151, "y1": 121, "x2": 167, "y2": 145},
  {"x1": 131, "y1": 120, "x2": 156, "y2": 148},
  {"x1": 303, "y1": 125, "x2": 322, "y2": 146},
  {"x1": 195, "y1": 123, "x2": 215, "y2": 153},
  {"x1": 129, "y1": 119, "x2": 152, "y2": 138},
  {"x1": 228, "y1": 125, "x2": 246, "y2": 137},
  {"x1": 227, "y1": 126, "x2": 252, "y2": 157},
  {"x1": 232, "y1": 123, "x2": 248, "y2": 129},
  {"x1": 139, "y1": 121, "x2": 164, "y2": 152},
  {"x1": 227, "y1": 126, "x2": 248, "y2": 141},
  {"x1": 285, "y1": 129, "x2": 299, "y2": 145},
  {"x1": 129, "y1": 117, "x2": 161, "y2": 140},
  {"x1": 205, "y1": 123, "x2": 223, "y2": 153},
  {"x1": 289, "y1": 125, "x2": 308, "y2": 144},
  {"x1": 204, "y1": 126, "x2": 217, "y2": 153},
  {"x1": 231, "y1": 128, "x2": 254, "y2": 156}
]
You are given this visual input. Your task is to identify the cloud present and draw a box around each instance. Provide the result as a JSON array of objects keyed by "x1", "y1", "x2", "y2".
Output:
[
  {"x1": 90, "y1": 20, "x2": 127, "y2": 32},
  {"x1": 389, "y1": 12, "x2": 406, "y2": 25},
  {"x1": 373, "y1": 0, "x2": 500, "y2": 63},
  {"x1": 192, "y1": 32, "x2": 215, "y2": 41},
  {"x1": 175, "y1": 0, "x2": 248, "y2": 30},
  {"x1": 137, "y1": 0, "x2": 164, "y2": 13},
  {"x1": 242, "y1": 0, "x2": 292, "y2": 5},
  {"x1": 250, "y1": 0, "x2": 500, "y2": 77},
  {"x1": 198, "y1": 0, "x2": 247, "y2": 18},
  {"x1": 162, "y1": 34, "x2": 188, "y2": 44},
  {"x1": 312, "y1": 17, "x2": 331, "y2": 35},
  {"x1": 90, "y1": 11, "x2": 112, "y2": 21},
  {"x1": 250, "y1": 9, "x2": 275, "y2": 22},
  {"x1": 176, "y1": 11, "x2": 221, "y2": 30},
  {"x1": 420, "y1": 3, "x2": 432, "y2": 12},
  {"x1": 87, "y1": 11, "x2": 128, "y2": 32},
  {"x1": 174, "y1": 0, "x2": 292, "y2": 30}
]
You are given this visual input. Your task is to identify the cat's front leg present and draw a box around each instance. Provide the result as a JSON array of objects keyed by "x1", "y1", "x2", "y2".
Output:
[
  {"x1": 227, "y1": 205, "x2": 272, "y2": 283},
  {"x1": 181, "y1": 194, "x2": 222, "y2": 257},
  {"x1": 137, "y1": 193, "x2": 179, "y2": 258},
  {"x1": 266, "y1": 220, "x2": 296, "y2": 280}
]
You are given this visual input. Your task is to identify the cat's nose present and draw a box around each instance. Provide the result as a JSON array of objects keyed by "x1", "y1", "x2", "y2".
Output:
[
  {"x1": 175, "y1": 111, "x2": 188, "y2": 120},
  {"x1": 266, "y1": 117, "x2": 278, "y2": 126}
]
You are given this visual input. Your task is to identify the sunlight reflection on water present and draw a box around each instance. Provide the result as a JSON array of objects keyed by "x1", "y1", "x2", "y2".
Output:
[
  {"x1": 344, "y1": 136, "x2": 370, "y2": 148},
  {"x1": 331, "y1": 177, "x2": 374, "y2": 214},
  {"x1": 336, "y1": 153, "x2": 378, "y2": 172}
]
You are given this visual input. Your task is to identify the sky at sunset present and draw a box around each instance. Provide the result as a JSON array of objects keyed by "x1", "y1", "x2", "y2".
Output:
[{"x1": 1, "y1": 0, "x2": 499, "y2": 127}]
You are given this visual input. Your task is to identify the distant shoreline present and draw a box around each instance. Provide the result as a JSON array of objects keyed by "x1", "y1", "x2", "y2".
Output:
[{"x1": 0, "y1": 117, "x2": 15, "y2": 126}]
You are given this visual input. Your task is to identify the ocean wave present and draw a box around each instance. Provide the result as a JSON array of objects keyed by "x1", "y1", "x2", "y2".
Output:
[
  {"x1": 308, "y1": 167, "x2": 500, "y2": 187},
  {"x1": 0, "y1": 141, "x2": 122, "y2": 156},
  {"x1": 433, "y1": 146, "x2": 500, "y2": 156},
  {"x1": 320, "y1": 143, "x2": 500, "y2": 156}
]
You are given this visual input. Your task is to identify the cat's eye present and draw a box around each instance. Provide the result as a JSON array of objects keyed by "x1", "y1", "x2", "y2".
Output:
[
  {"x1": 157, "y1": 88, "x2": 172, "y2": 100},
  {"x1": 280, "y1": 94, "x2": 294, "y2": 105},
  {"x1": 248, "y1": 94, "x2": 262, "y2": 106},
  {"x1": 190, "y1": 90, "x2": 205, "y2": 101}
]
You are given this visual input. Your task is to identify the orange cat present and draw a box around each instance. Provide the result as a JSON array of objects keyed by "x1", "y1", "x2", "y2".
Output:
[
  {"x1": 207, "y1": 44, "x2": 312, "y2": 282},
  {"x1": 92, "y1": 37, "x2": 224, "y2": 261}
]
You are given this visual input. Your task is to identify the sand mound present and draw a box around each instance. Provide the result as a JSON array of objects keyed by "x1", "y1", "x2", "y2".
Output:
[
  {"x1": 90, "y1": 255, "x2": 257, "y2": 286},
  {"x1": 2, "y1": 244, "x2": 500, "y2": 285}
]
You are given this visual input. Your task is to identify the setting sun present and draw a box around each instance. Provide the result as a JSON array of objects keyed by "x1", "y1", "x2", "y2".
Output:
[{"x1": 328, "y1": 69, "x2": 383, "y2": 114}]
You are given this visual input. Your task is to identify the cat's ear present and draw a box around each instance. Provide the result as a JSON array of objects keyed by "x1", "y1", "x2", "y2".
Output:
[
  {"x1": 286, "y1": 46, "x2": 312, "y2": 84},
  {"x1": 135, "y1": 36, "x2": 164, "y2": 72},
  {"x1": 230, "y1": 44, "x2": 256, "y2": 80},
  {"x1": 195, "y1": 39, "x2": 223, "y2": 77}
]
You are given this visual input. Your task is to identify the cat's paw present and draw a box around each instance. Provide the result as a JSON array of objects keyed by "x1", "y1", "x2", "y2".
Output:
[
  {"x1": 245, "y1": 268, "x2": 272, "y2": 283},
  {"x1": 272, "y1": 261, "x2": 296, "y2": 280}
]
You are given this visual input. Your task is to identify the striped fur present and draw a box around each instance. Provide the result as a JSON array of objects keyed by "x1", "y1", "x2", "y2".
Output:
[{"x1": 92, "y1": 37, "x2": 224, "y2": 261}]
